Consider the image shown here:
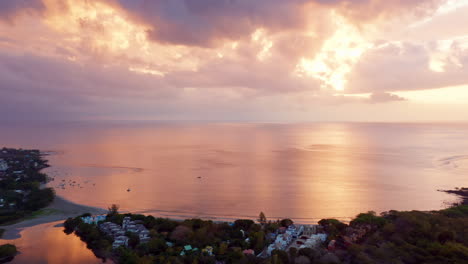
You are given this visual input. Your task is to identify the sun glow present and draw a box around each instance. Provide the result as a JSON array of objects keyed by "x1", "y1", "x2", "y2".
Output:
[
  {"x1": 295, "y1": 13, "x2": 373, "y2": 91},
  {"x1": 41, "y1": 0, "x2": 202, "y2": 74},
  {"x1": 251, "y1": 29, "x2": 274, "y2": 61}
]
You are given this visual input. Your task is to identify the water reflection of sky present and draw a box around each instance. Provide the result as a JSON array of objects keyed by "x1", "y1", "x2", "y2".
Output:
[
  {"x1": 1, "y1": 122, "x2": 467, "y2": 223},
  {"x1": 0, "y1": 221, "x2": 108, "y2": 264}
]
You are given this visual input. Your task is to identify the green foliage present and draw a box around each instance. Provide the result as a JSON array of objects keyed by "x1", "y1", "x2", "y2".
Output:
[
  {"x1": 318, "y1": 219, "x2": 347, "y2": 240},
  {"x1": 272, "y1": 250, "x2": 289, "y2": 264},
  {"x1": 64, "y1": 217, "x2": 83, "y2": 234},
  {"x1": 258, "y1": 212, "x2": 267, "y2": 225},
  {"x1": 280, "y1": 219, "x2": 294, "y2": 227},
  {"x1": 233, "y1": 219, "x2": 255, "y2": 230},
  {"x1": 0, "y1": 244, "x2": 17, "y2": 261},
  {"x1": 107, "y1": 204, "x2": 120, "y2": 217},
  {"x1": 0, "y1": 148, "x2": 56, "y2": 225},
  {"x1": 341, "y1": 207, "x2": 468, "y2": 264},
  {"x1": 351, "y1": 211, "x2": 388, "y2": 228},
  {"x1": 126, "y1": 232, "x2": 140, "y2": 249},
  {"x1": 439, "y1": 205, "x2": 468, "y2": 218}
]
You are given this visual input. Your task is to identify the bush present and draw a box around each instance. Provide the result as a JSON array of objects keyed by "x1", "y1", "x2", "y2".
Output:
[
  {"x1": 0, "y1": 244, "x2": 17, "y2": 260},
  {"x1": 351, "y1": 211, "x2": 388, "y2": 228},
  {"x1": 233, "y1": 219, "x2": 255, "y2": 231},
  {"x1": 24, "y1": 188, "x2": 55, "y2": 211},
  {"x1": 64, "y1": 217, "x2": 83, "y2": 234}
]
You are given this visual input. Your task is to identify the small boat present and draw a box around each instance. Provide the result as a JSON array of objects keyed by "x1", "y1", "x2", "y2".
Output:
[{"x1": 127, "y1": 188, "x2": 131, "y2": 192}]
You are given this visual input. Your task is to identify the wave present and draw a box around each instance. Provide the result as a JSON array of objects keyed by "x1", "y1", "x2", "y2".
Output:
[
  {"x1": 79, "y1": 164, "x2": 145, "y2": 172},
  {"x1": 437, "y1": 155, "x2": 468, "y2": 169}
]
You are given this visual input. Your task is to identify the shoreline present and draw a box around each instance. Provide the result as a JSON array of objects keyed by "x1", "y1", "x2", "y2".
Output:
[{"x1": 0, "y1": 195, "x2": 106, "y2": 240}]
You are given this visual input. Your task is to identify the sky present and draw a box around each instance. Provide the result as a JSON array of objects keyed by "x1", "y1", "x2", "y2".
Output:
[{"x1": 0, "y1": 0, "x2": 468, "y2": 122}]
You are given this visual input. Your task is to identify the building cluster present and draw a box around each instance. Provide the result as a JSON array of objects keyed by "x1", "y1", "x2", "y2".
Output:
[
  {"x1": 99, "y1": 216, "x2": 150, "y2": 249},
  {"x1": 261, "y1": 224, "x2": 331, "y2": 257},
  {"x1": 0, "y1": 148, "x2": 45, "y2": 180},
  {"x1": 81, "y1": 215, "x2": 106, "y2": 225},
  {"x1": 266, "y1": 224, "x2": 304, "y2": 256},
  {"x1": 292, "y1": 233, "x2": 328, "y2": 250},
  {"x1": 0, "y1": 148, "x2": 48, "y2": 210}
]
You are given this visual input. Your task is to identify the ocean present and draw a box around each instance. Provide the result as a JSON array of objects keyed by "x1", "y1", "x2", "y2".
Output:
[{"x1": 1, "y1": 121, "x2": 467, "y2": 222}]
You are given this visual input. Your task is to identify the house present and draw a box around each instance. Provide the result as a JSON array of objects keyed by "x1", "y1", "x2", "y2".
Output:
[
  {"x1": 100, "y1": 217, "x2": 151, "y2": 248},
  {"x1": 82, "y1": 215, "x2": 106, "y2": 225},
  {"x1": 302, "y1": 233, "x2": 327, "y2": 249},
  {"x1": 112, "y1": 236, "x2": 129, "y2": 248},
  {"x1": 302, "y1": 225, "x2": 319, "y2": 236},
  {"x1": 0, "y1": 160, "x2": 8, "y2": 171}
]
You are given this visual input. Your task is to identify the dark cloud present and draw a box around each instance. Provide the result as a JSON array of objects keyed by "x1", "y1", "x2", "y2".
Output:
[
  {"x1": 0, "y1": 51, "x2": 179, "y2": 121},
  {"x1": 114, "y1": 0, "x2": 310, "y2": 47},
  {"x1": 111, "y1": 0, "x2": 443, "y2": 47},
  {"x1": 0, "y1": 0, "x2": 45, "y2": 22}
]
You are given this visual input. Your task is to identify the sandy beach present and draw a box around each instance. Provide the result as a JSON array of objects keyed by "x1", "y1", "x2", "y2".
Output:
[{"x1": 0, "y1": 196, "x2": 106, "y2": 240}]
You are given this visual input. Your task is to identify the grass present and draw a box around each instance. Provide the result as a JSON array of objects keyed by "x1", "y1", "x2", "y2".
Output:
[
  {"x1": 0, "y1": 208, "x2": 61, "y2": 226},
  {"x1": 25, "y1": 208, "x2": 61, "y2": 220}
]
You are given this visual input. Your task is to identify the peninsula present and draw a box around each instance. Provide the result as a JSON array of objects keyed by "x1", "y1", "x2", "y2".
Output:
[{"x1": 64, "y1": 200, "x2": 468, "y2": 264}]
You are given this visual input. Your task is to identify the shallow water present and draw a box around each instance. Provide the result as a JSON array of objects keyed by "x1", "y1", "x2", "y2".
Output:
[
  {"x1": 0, "y1": 221, "x2": 108, "y2": 264},
  {"x1": 1, "y1": 122, "x2": 467, "y2": 223}
]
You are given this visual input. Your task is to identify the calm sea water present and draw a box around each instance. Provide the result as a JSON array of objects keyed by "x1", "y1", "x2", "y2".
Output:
[
  {"x1": 1, "y1": 122, "x2": 467, "y2": 262},
  {"x1": 0, "y1": 221, "x2": 108, "y2": 264},
  {"x1": 1, "y1": 122, "x2": 467, "y2": 221}
]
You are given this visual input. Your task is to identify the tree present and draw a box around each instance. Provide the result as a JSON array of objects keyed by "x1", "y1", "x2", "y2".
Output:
[
  {"x1": 289, "y1": 247, "x2": 297, "y2": 264},
  {"x1": 107, "y1": 204, "x2": 119, "y2": 217},
  {"x1": 258, "y1": 212, "x2": 267, "y2": 225},
  {"x1": 0, "y1": 244, "x2": 17, "y2": 260},
  {"x1": 170, "y1": 225, "x2": 193, "y2": 245},
  {"x1": 280, "y1": 219, "x2": 293, "y2": 227},
  {"x1": 295, "y1": 256, "x2": 311, "y2": 264}
]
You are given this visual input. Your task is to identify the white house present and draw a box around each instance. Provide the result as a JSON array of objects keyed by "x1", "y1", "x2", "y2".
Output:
[
  {"x1": 81, "y1": 215, "x2": 106, "y2": 225},
  {"x1": 0, "y1": 160, "x2": 8, "y2": 171}
]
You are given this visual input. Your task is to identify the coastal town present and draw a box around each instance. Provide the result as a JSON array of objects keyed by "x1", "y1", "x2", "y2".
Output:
[
  {"x1": 63, "y1": 201, "x2": 468, "y2": 264},
  {"x1": 0, "y1": 147, "x2": 56, "y2": 261},
  {"x1": 63, "y1": 207, "x2": 380, "y2": 264},
  {"x1": 0, "y1": 148, "x2": 55, "y2": 224}
]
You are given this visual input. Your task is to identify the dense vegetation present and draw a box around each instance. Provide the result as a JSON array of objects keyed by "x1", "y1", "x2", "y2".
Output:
[
  {"x1": 65, "y1": 210, "x2": 285, "y2": 264},
  {"x1": 0, "y1": 244, "x2": 17, "y2": 263},
  {"x1": 0, "y1": 148, "x2": 54, "y2": 224},
  {"x1": 66, "y1": 200, "x2": 468, "y2": 264},
  {"x1": 334, "y1": 206, "x2": 468, "y2": 264}
]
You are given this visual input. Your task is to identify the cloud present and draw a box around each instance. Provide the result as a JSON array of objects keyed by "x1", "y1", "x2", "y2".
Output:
[
  {"x1": 109, "y1": 0, "x2": 443, "y2": 47},
  {"x1": 369, "y1": 92, "x2": 407, "y2": 103},
  {"x1": 0, "y1": 50, "x2": 179, "y2": 120},
  {"x1": 0, "y1": 0, "x2": 45, "y2": 22},
  {"x1": 112, "y1": 0, "x2": 311, "y2": 47},
  {"x1": 321, "y1": 0, "x2": 444, "y2": 22},
  {"x1": 0, "y1": 0, "x2": 466, "y2": 122},
  {"x1": 347, "y1": 41, "x2": 468, "y2": 93}
]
